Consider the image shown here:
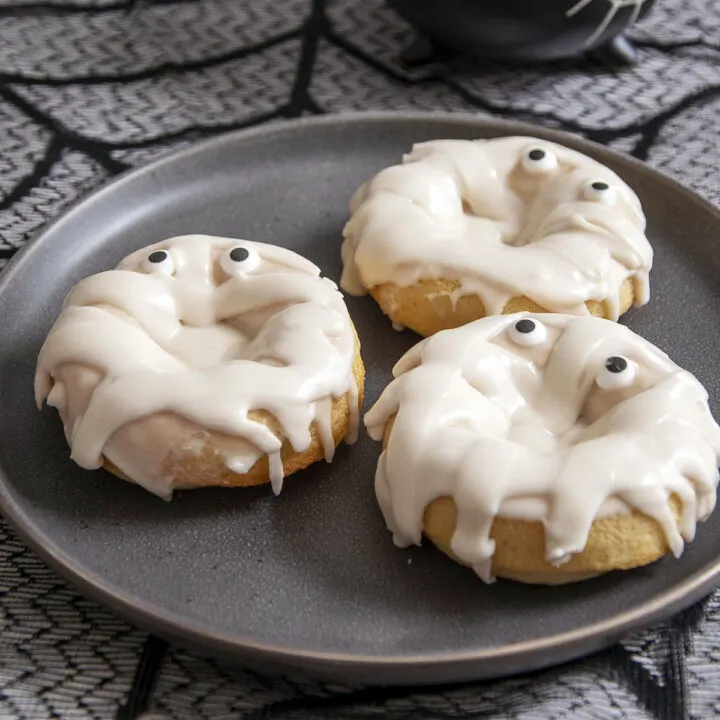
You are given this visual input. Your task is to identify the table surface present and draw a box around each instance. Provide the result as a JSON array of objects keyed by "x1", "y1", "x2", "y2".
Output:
[{"x1": 1, "y1": 0, "x2": 719, "y2": 718}]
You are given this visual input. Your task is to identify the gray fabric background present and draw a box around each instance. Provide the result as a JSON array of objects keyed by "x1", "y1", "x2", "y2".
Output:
[{"x1": 0, "y1": 0, "x2": 719, "y2": 718}]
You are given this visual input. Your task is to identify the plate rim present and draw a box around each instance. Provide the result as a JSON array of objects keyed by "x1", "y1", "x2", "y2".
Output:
[{"x1": 2, "y1": 110, "x2": 720, "y2": 683}]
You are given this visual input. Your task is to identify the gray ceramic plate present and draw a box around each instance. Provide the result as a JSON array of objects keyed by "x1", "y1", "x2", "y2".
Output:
[{"x1": 2, "y1": 113, "x2": 720, "y2": 686}]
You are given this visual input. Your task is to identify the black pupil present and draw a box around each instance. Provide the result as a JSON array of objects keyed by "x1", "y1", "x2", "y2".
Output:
[
  {"x1": 591, "y1": 181, "x2": 609, "y2": 191},
  {"x1": 528, "y1": 149, "x2": 545, "y2": 161},
  {"x1": 229, "y1": 247, "x2": 250, "y2": 262},
  {"x1": 515, "y1": 319, "x2": 536, "y2": 334},
  {"x1": 148, "y1": 250, "x2": 167, "y2": 263},
  {"x1": 605, "y1": 356, "x2": 627, "y2": 373}
]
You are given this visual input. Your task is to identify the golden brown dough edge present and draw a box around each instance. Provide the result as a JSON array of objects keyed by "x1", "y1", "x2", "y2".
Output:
[
  {"x1": 104, "y1": 329, "x2": 365, "y2": 491},
  {"x1": 370, "y1": 276, "x2": 635, "y2": 337},
  {"x1": 423, "y1": 495, "x2": 680, "y2": 585},
  {"x1": 380, "y1": 416, "x2": 678, "y2": 585}
]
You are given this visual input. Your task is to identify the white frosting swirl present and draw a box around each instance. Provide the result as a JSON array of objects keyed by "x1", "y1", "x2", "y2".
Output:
[
  {"x1": 35, "y1": 235, "x2": 359, "y2": 498},
  {"x1": 341, "y1": 137, "x2": 653, "y2": 319},
  {"x1": 365, "y1": 314, "x2": 720, "y2": 582}
]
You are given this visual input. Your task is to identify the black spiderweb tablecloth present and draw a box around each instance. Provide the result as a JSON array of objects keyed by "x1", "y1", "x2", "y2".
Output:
[{"x1": 1, "y1": 0, "x2": 719, "y2": 718}]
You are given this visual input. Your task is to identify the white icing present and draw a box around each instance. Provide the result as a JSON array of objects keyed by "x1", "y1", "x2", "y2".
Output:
[
  {"x1": 35, "y1": 235, "x2": 359, "y2": 499},
  {"x1": 341, "y1": 137, "x2": 653, "y2": 320},
  {"x1": 365, "y1": 313, "x2": 720, "y2": 582}
]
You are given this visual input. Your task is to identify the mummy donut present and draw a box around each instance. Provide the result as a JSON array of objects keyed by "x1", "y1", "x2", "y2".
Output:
[
  {"x1": 35, "y1": 235, "x2": 365, "y2": 499},
  {"x1": 365, "y1": 314, "x2": 720, "y2": 584},
  {"x1": 341, "y1": 137, "x2": 653, "y2": 337}
]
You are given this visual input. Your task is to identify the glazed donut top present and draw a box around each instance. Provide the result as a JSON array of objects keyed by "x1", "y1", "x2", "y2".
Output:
[
  {"x1": 35, "y1": 235, "x2": 359, "y2": 498},
  {"x1": 341, "y1": 137, "x2": 653, "y2": 320},
  {"x1": 365, "y1": 313, "x2": 720, "y2": 582}
]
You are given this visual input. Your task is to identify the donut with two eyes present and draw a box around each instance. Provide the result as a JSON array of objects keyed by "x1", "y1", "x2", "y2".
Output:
[
  {"x1": 35, "y1": 234, "x2": 365, "y2": 499},
  {"x1": 341, "y1": 137, "x2": 653, "y2": 337},
  {"x1": 365, "y1": 313, "x2": 720, "y2": 584}
]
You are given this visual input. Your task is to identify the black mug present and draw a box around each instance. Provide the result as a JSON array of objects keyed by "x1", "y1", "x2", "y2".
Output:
[{"x1": 388, "y1": 0, "x2": 657, "y2": 64}]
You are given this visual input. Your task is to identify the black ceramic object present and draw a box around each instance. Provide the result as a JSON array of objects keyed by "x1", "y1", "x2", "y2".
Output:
[
  {"x1": 389, "y1": 0, "x2": 657, "y2": 65},
  {"x1": 1, "y1": 113, "x2": 720, "y2": 685}
]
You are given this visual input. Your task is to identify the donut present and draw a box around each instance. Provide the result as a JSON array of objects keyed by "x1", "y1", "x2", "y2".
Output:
[
  {"x1": 35, "y1": 235, "x2": 365, "y2": 499},
  {"x1": 365, "y1": 313, "x2": 720, "y2": 584},
  {"x1": 341, "y1": 137, "x2": 653, "y2": 337}
]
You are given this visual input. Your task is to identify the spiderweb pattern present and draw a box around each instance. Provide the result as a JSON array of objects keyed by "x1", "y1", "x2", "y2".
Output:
[
  {"x1": 566, "y1": 0, "x2": 652, "y2": 47},
  {"x1": 0, "y1": 0, "x2": 719, "y2": 718}
]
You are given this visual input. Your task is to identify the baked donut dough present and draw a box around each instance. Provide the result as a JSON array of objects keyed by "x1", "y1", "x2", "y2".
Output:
[
  {"x1": 365, "y1": 313, "x2": 720, "y2": 584},
  {"x1": 341, "y1": 137, "x2": 653, "y2": 336},
  {"x1": 35, "y1": 235, "x2": 365, "y2": 499}
]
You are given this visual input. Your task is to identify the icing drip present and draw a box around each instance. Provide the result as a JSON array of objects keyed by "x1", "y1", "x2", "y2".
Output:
[
  {"x1": 365, "y1": 314, "x2": 720, "y2": 582},
  {"x1": 35, "y1": 235, "x2": 359, "y2": 499},
  {"x1": 341, "y1": 137, "x2": 653, "y2": 319}
]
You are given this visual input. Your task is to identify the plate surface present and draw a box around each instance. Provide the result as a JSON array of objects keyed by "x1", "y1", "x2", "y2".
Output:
[{"x1": 2, "y1": 113, "x2": 720, "y2": 685}]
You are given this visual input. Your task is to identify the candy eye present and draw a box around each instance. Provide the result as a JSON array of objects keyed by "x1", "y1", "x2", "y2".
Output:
[
  {"x1": 522, "y1": 147, "x2": 558, "y2": 174},
  {"x1": 596, "y1": 355, "x2": 637, "y2": 390},
  {"x1": 142, "y1": 249, "x2": 174, "y2": 276},
  {"x1": 584, "y1": 180, "x2": 617, "y2": 205},
  {"x1": 509, "y1": 318, "x2": 547, "y2": 347},
  {"x1": 221, "y1": 244, "x2": 260, "y2": 276}
]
